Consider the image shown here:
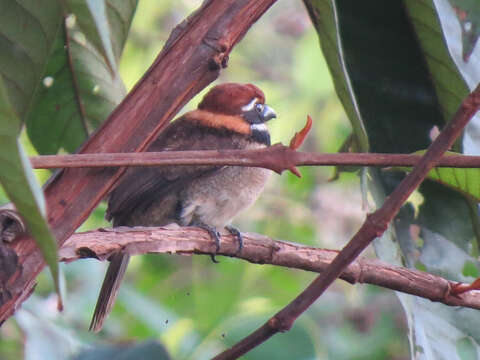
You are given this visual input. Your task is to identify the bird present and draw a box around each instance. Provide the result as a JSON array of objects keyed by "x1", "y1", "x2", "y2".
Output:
[{"x1": 89, "y1": 82, "x2": 277, "y2": 331}]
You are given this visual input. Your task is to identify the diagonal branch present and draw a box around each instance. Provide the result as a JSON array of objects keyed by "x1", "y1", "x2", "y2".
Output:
[
  {"x1": 60, "y1": 225, "x2": 480, "y2": 311},
  {"x1": 0, "y1": 0, "x2": 277, "y2": 324},
  {"x1": 213, "y1": 85, "x2": 480, "y2": 359}
]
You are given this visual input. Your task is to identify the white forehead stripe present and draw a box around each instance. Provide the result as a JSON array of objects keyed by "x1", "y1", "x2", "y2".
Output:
[
  {"x1": 251, "y1": 123, "x2": 268, "y2": 132},
  {"x1": 241, "y1": 97, "x2": 260, "y2": 112}
]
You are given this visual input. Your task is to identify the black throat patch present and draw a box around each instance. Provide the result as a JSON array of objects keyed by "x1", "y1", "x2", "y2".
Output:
[{"x1": 251, "y1": 127, "x2": 271, "y2": 145}]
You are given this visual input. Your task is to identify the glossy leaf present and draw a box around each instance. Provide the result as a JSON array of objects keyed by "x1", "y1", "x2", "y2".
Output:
[
  {"x1": 404, "y1": 0, "x2": 470, "y2": 124},
  {"x1": 306, "y1": 0, "x2": 480, "y2": 359},
  {"x1": 24, "y1": 0, "x2": 138, "y2": 154},
  {"x1": 302, "y1": 0, "x2": 369, "y2": 152},
  {"x1": 0, "y1": 0, "x2": 62, "y2": 119},
  {"x1": 0, "y1": 77, "x2": 61, "y2": 304},
  {"x1": 394, "y1": 151, "x2": 480, "y2": 202}
]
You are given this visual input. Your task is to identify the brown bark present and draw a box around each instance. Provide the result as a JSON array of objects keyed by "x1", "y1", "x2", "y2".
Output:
[
  {"x1": 0, "y1": 0, "x2": 277, "y2": 324},
  {"x1": 61, "y1": 225, "x2": 480, "y2": 311},
  {"x1": 29, "y1": 148, "x2": 480, "y2": 170}
]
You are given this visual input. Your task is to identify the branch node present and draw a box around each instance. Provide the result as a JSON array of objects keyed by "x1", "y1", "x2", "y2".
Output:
[
  {"x1": 76, "y1": 247, "x2": 99, "y2": 259},
  {"x1": 267, "y1": 316, "x2": 291, "y2": 332},
  {"x1": 365, "y1": 213, "x2": 389, "y2": 237},
  {"x1": 204, "y1": 37, "x2": 229, "y2": 70},
  {"x1": 0, "y1": 208, "x2": 25, "y2": 243}
]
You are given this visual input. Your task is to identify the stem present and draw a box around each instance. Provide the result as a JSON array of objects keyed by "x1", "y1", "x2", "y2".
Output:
[{"x1": 30, "y1": 150, "x2": 480, "y2": 170}]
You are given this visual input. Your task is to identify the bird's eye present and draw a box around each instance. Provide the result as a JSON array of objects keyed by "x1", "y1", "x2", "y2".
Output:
[{"x1": 255, "y1": 103, "x2": 264, "y2": 113}]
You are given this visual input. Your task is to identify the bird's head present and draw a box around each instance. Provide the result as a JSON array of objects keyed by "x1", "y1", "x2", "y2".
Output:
[
  {"x1": 186, "y1": 83, "x2": 276, "y2": 145},
  {"x1": 198, "y1": 83, "x2": 276, "y2": 123}
]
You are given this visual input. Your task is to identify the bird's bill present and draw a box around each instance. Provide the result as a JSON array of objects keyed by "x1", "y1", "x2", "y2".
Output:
[{"x1": 261, "y1": 105, "x2": 276, "y2": 122}]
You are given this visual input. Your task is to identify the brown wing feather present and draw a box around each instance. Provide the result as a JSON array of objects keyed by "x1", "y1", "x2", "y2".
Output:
[{"x1": 106, "y1": 115, "x2": 250, "y2": 226}]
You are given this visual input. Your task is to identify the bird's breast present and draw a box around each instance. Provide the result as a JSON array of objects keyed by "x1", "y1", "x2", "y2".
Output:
[{"x1": 179, "y1": 145, "x2": 271, "y2": 228}]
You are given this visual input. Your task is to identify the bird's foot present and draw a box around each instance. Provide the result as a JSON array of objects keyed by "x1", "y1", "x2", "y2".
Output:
[
  {"x1": 193, "y1": 222, "x2": 221, "y2": 263},
  {"x1": 225, "y1": 225, "x2": 243, "y2": 255}
]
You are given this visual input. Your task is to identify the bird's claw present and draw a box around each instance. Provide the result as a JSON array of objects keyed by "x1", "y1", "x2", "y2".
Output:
[
  {"x1": 225, "y1": 225, "x2": 243, "y2": 255},
  {"x1": 193, "y1": 222, "x2": 221, "y2": 263}
]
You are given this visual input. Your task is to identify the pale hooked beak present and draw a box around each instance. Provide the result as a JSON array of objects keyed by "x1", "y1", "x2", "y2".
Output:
[{"x1": 261, "y1": 105, "x2": 276, "y2": 122}]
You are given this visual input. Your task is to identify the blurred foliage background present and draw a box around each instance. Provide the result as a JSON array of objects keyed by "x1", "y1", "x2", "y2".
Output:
[{"x1": 0, "y1": 1, "x2": 409, "y2": 359}]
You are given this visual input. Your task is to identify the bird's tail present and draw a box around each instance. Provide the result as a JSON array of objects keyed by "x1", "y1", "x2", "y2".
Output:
[{"x1": 89, "y1": 253, "x2": 131, "y2": 332}]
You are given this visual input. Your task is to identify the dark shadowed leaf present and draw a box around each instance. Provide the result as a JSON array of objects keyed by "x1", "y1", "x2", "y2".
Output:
[
  {"x1": 302, "y1": 0, "x2": 369, "y2": 152},
  {"x1": 404, "y1": 0, "x2": 470, "y2": 123},
  {"x1": 306, "y1": 0, "x2": 479, "y2": 358}
]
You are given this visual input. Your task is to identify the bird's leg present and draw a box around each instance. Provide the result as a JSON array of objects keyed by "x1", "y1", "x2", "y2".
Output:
[
  {"x1": 225, "y1": 225, "x2": 243, "y2": 255},
  {"x1": 192, "y1": 221, "x2": 221, "y2": 263}
]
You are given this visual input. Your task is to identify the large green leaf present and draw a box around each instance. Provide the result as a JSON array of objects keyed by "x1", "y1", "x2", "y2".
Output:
[
  {"x1": 302, "y1": 0, "x2": 369, "y2": 152},
  {"x1": 65, "y1": 0, "x2": 137, "y2": 73},
  {"x1": 396, "y1": 152, "x2": 480, "y2": 202},
  {"x1": 306, "y1": 0, "x2": 479, "y2": 359},
  {"x1": 428, "y1": 161, "x2": 480, "y2": 202},
  {"x1": 404, "y1": 0, "x2": 470, "y2": 125},
  {"x1": 0, "y1": 0, "x2": 63, "y2": 119},
  {"x1": 24, "y1": 0, "x2": 138, "y2": 154},
  {"x1": 0, "y1": 77, "x2": 60, "y2": 302}
]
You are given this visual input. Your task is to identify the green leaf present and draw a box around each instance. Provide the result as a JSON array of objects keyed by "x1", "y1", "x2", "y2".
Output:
[
  {"x1": 73, "y1": 340, "x2": 171, "y2": 360},
  {"x1": 404, "y1": 0, "x2": 470, "y2": 125},
  {"x1": 64, "y1": 0, "x2": 138, "y2": 73},
  {"x1": 303, "y1": 0, "x2": 369, "y2": 152},
  {"x1": 462, "y1": 260, "x2": 479, "y2": 278},
  {"x1": 25, "y1": 0, "x2": 137, "y2": 154},
  {"x1": 0, "y1": 0, "x2": 63, "y2": 120},
  {"x1": 306, "y1": 0, "x2": 480, "y2": 359},
  {"x1": 457, "y1": 337, "x2": 478, "y2": 360},
  {"x1": 448, "y1": 0, "x2": 480, "y2": 62},
  {"x1": 426, "y1": 165, "x2": 480, "y2": 201},
  {"x1": 394, "y1": 151, "x2": 480, "y2": 202},
  {"x1": 67, "y1": 0, "x2": 118, "y2": 73},
  {"x1": 0, "y1": 0, "x2": 136, "y2": 155},
  {"x1": 0, "y1": 76, "x2": 61, "y2": 303}
]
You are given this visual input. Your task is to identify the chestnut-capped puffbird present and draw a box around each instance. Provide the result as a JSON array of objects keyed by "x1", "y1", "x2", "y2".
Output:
[{"x1": 90, "y1": 83, "x2": 276, "y2": 332}]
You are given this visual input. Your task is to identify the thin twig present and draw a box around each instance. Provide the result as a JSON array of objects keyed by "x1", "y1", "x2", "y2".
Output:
[
  {"x1": 29, "y1": 148, "x2": 480, "y2": 170},
  {"x1": 213, "y1": 85, "x2": 480, "y2": 359},
  {"x1": 60, "y1": 225, "x2": 480, "y2": 310}
]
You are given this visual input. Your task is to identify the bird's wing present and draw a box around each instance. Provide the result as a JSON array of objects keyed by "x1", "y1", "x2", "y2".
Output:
[{"x1": 106, "y1": 116, "x2": 245, "y2": 225}]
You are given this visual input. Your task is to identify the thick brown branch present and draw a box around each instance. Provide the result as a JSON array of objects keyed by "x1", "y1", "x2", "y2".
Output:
[
  {"x1": 0, "y1": 0, "x2": 277, "y2": 324},
  {"x1": 214, "y1": 85, "x2": 480, "y2": 359},
  {"x1": 60, "y1": 225, "x2": 480, "y2": 311},
  {"x1": 29, "y1": 148, "x2": 480, "y2": 170}
]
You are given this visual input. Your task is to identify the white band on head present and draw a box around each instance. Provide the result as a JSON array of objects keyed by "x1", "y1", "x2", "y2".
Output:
[
  {"x1": 241, "y1": 98, "x2": 259, "y2": 112},
  {"x1": 251, "y1": 123, "x2": 268, "y2": 132}
]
